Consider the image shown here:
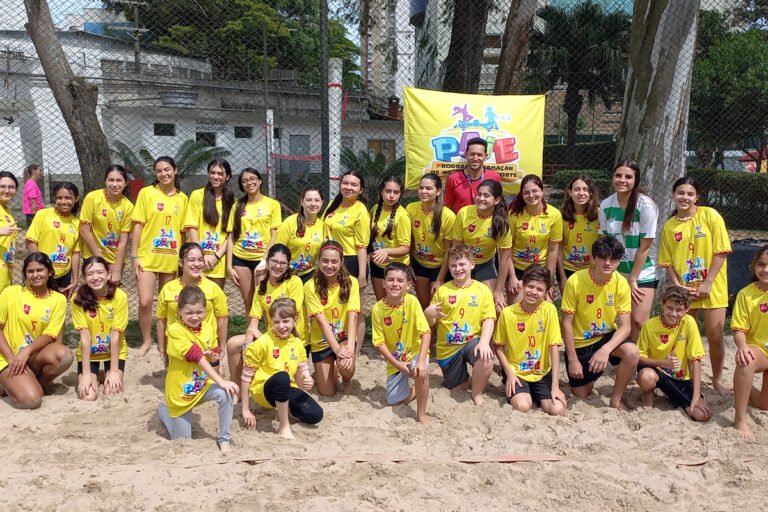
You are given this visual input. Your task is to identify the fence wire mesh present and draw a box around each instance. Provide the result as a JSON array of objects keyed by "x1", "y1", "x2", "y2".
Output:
[{"x1": 1, "y1": 0, "x2": 767, "y2": 318}]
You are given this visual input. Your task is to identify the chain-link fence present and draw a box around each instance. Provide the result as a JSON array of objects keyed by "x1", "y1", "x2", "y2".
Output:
[{"x1": 1, "y1": 0, "x2": 767, "y2": 318}]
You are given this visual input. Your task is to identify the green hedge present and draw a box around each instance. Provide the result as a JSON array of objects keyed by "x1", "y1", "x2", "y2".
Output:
[
  {"x1": 548, "y1": 169, "x2": 614, "y2": 198},
  {"x1": 543, "y1": 141, "x2": 617, "y2": 170},
  {"x1": 687, "y1": 168, "x2": 768, "y2": 231}
]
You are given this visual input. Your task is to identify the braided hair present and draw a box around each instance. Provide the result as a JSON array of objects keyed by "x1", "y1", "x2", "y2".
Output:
[{"x1": 371, "y1": 175, "x2": 404, "y2": 240}]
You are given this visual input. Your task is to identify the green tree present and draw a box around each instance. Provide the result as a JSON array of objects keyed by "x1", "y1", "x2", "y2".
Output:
[
  {"x1": 340, "y1": 147, "x2": 405, "y2": 196},
  {"x1": 527, "y1": 2, "x2": 630, "y2": 166},
  {"x1": 691, "y1": 29, "x2": 768, "y2": 171},
  {"x1": 110, "y1": 140, "x2": 231, "y2": 183}
]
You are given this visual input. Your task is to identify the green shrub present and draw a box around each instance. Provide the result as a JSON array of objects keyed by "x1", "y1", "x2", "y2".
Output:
[
  {"x1": 686, "y1": 168, "x2": 768, "y2": 230},
  {"x1": 548, "y1": 169, "x2": 614, "y2": 198},
  {"x1": 543, "y1": 141, "x2": 617, "y2": 169}
]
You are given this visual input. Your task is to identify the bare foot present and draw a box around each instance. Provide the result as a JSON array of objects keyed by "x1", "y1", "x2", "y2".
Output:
[
  {"x1": 471, "y1": 394, "x2": 484, "y2": 406},
  {"x1": 417, "y1": 414, "x2": 430, "y2": 425},
  {"x1": 278, "y1": 426, "x2": 294, "y2": 439},
  {"x1": 218, "y1": 442, "x2": 232, "y2": 454},
  {"x1": 734, "y1": 420, "x2": 753, "y2": 439},
  {"x1": 138, "y1": 342, "x2": 152, "y2": 356},
  {"x1": 610, "y1": 398, "x2": 631, "y2": 412},
  {"x1": 713, "y1": 380, "x2": 731, "y2": 396}
]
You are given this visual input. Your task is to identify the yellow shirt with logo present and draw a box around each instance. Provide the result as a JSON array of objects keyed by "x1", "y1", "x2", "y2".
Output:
[
  {"x1": 71, "y1": 288, "x2": 129, "y2": 361},
  {"x1": 131, "y1": 186, "x2": 188, "y2": 274},
  {"x1": 658, "y1": 206, "x2": 731, "y2": 309},
  {"x1": 156, "y1": 277, "x2": 228, "y2": 340},
  {"x1": 406, "y1": 203, "x2": 456, "y2": 269},
  {"x1": 494, "y1": 301, "x2": 562, "y2": 382},
  {"x1": 509, "y1": 206, "x2": 563, "y2": 270},
  {"x1": 731, "y1": 283, "x2": 768, "y2": 358},
  {"x1": 322, "y1": 200, "x2": 371, "y2": 257},
  {"x1": 0, "y1": 285, "x2": 66, "y2": 372},
  {"x1": 249, "y1": 275, "x2": 307, "y2": 342},
  {"x1": 304, "y1": 276, "x2": 361, "y2": 353},
  {"x1": 164, "y1": 321, "x2": 217, "y2": 417},
  {"x1": 0, "y1": 203, "x2": 17, "y2": 292},
  {"x1": 561, "y1": 269, "x2": 632, "y2": 349},
  {"x1": 244, "y1": 331, "x2": 307, "y2": 409},
  {"x1": 79, "y1": 189, "x2": 134, "y2": 264},
  {"x1": 451, "y1": 205, "x2": 512, "y2": 265},
  {"x1": 26, "y1": 207, "x2": 80, "y2": 278},
  {"x1": 369, "y1": 204, "x2": 411, "y2": 268},
  {"x1": 372, "y1": 294, "x2": 431, "y2": 376},
  {"x1": 562, "y1": 213, "x2": 600, "y2": 272},
  {"x1": 431, "y1": 280, "x2": 496, "y2": 362},
  {"x1": 275, "y1": 214, "x2": 324, "y2": 277},
  {"x1": 638, "y1": 315, "x2": 705, "y2": 381},
  {"x1": 227, "y1": 196, "x2": 282, "y2": 261},
  {"x1": 182, "y1": 188, "x2": 228, "y2": 279}
]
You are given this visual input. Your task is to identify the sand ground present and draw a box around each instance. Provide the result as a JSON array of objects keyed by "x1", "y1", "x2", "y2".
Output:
[{"x1": 2, "y1": 334, "x2": 767, "y2": 512}]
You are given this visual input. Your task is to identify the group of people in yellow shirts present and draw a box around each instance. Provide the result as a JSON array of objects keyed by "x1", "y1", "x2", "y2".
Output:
[{"x1": 0, "y1": 154, "x2": 766, "y2": 449}]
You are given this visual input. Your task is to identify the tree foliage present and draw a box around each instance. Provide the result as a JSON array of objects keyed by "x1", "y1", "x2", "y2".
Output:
[
  {"x1": 105, "y1": 0, "x2": 361, "y2": 88},
  {"x1": 110, "y1": 140, "x2": 231, "y2": 183}
]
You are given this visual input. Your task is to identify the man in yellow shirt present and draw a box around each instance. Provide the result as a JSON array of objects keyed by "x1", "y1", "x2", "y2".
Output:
[{"x1": 562, "y1": 236, "x2": 638, "y2": 410}]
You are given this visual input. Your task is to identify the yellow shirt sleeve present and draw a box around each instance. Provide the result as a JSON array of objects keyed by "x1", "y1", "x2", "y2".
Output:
[
  {"x1": 226, "y1": 203, "x2": 237, "y2": 233},
  {"x1": 79, "y1": 192, "x2": 96, "y2": 225},
  {"x1": 479, "y1": 284, "x2": 496, "y2": 321},
  {"x1": 211, "y1": 284, "x2": 228, "y2": 318},
  {"x1": 731, "y1": 288, "x2": 750, "y2": 332},
  {"x1": 549, "y1": 208, "x2": 564, "y2": 243},
  {"x1": 269, "y1": 199, "x2": 282, "y2": 230},
  {"x1": 131, "y1": 189, "x2": 148, "y2": 224},
  {"x1": 616, "y1": 275, "x2": 632, "y2": 314},
  {"x1": 156, "y1": 284, "x2": 170, "y2": 320},
  {"x1": 493, "y1": 306, "x2": 512, "y2": 346},
  {"x1": 395, "y1": 207, "x2": 411, "y2": 248},
  {"x1": 71, "y1": 301, "x2": 88, "y2": 330},
  {"x1": 348, "y1": 277, "x2": 361, "y2": 312},
  {"x1": 113, "y1": 289, "x2": 129, "y2": 331},
  {"x1": 497, "y1": 223, "x2": 513, "y2": 249},
  {"x1": 542, "y1": 302, "x2": 562, "y2": 346},
  {"x1": 25, "y1": 208, "x2": 43, "y2": 241},
  {"x1": 657, "y1": 221, "x2": 673, "y2": 267},
  {"x1": 243, "y1": 334, "x2": 266, "y2": 369},
  {"x1": 637, "y1": 323, "x2": 651, "y2": 359},
  {"x1": 371, "y1": 301, "x2": 384, "y2": 348},
  {"x1": 182, "y1": 189, "x2": 202, "y2": 230},
  {"x1": 120, "y1": 199, "x2": 134, "y2": 233},
  {"x1": 41, "y1": 293, "x2": 66, "y2": 338},
  {"x1": 450, "y1": 208, "x2": 464, "y2": 241},
  {"x1": 561, "y1": 274, "x2": 579, "y2": 313},
  {"x1": 683, "y1": 316, "x2": 705, "y2": 361},
  {"x1": 706, "y1": 207, "x2": 732, "y2": 255},
  {"x1": 354, "y1": 204, "x2": 371, "y2": 250}
]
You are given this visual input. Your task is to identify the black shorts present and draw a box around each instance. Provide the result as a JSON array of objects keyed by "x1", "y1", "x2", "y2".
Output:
[
  {"x1": 299, "y1": 270, "x2": 315, "y2": 284},
  {"x1": 344, "y1": 255, "x2": 360, "y2": 277},
  {"x1": 438, "y1": 338, "x2": 481, "y2": 389},
  {"x1": 514, "y1": 267, "x2": 525, "y2": 281},
  {"x1": 370, "y1": 262, "x2": 385, "y2": 280},
  {"x1": 640, "y1": 366, "x2": 702, "y2": 408},
  {"x1": 311, "y1": 346, "x2": 337, "y2": 364},
  {"x1": 565, "y1": 331, "x2": 632, "y2": 388},
  {"x1": 502, "y1": 371, "x2": 553, "y2": 404},
  {"x1": 232, "y1": 255, "x2": 260, "y2": 271},
  {"x1": 411, "y1": 258, "x2": 441, "y2": 281},
  {"x1": 472, "y1": 259, "x2": 498, "y2": 282},
  {"x1": 55, "y1": 270, "x2": 72, "y2": 290},
  {"x1": 638, "y1": 280, "x2": 658, "y2": 289},
  {"x1": 563, "y1": 268, "x2": 577, "y2": 279},
  {"x1": 77, "y1": 359, "x2": 126, "y2": 375}
]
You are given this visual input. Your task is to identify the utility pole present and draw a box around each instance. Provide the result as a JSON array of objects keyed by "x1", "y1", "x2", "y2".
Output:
[
  {"x1": 320, "y1": 0, "x2": 330, "y2": 198},
  {"x1": 109, "y1": 1, "x2": 148, "y2": 71}
]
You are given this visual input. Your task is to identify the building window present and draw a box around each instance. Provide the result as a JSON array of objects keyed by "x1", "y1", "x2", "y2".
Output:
[
  {"x1": 234, "y1": 126, "x2": 253, "y2": 139},
  {"x1": 289, "y1": 134, "x2": 311, "y2": 174},
  {"x1": 154, "y1": 123, "x2": 175, "y2": 136},
  {"x1": 196, "y1": 131, "x2": 217, "y2": 146}
]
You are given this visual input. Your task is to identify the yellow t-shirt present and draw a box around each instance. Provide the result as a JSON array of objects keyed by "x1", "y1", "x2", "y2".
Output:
[
  {"x1": 25, "y1": 207, "x2": 80, "y2": 278},
  {"x1": 658, "y1": 206, "x2": 732, "y2": 309},
  {"x1": 638, "y1": 315, "x2": 705, "y2": 381},
  {"x1": 431, "y1": 280, "x2": 496, "y2": 362},
  {"x1": 322, "y1": 200, "x2": 371, "y2": 257},
  {"x1": 406, "y1": 203, "x2": 456, "y2": 269},
  {"x1": 164, "y1": 321, "x2": 217, "y2": 417},
  {"x1": 244, "y1": 330, "x2": 307, "y2": 409},
  {"x1": 182, "y1": 188, "x2": 228, "y2": 279},
  {"x1": 371, "y1": 294, "x2": 431, "y2": 376},
  {"x1": 275, "y1": 214, "x2": 324, "y2": 277},
  {"x1": 249, "y1": 275, "x2": 307, "y2": 342},
  {"x1": 0, "y1": 203, "x2": 17, "y2": 292},
  {"x1": 0, "y1": 285, "x2": 66, "y2": 372},
  {"x1": 451, "y1": 205, "x2": 513, "y2": 265},
  {"x1": 79, "y1": 189, "x2": 134, "y2": 264},
  {"x1": 131, "y1": 186, "x2": 188, "y2": 274},
  {"x1": 304, "y1": 276, "x2": 361, "y2": 353},
  {"x1": 156, "y1": 277, "x2": 228, "y2": 340},
  {"x1": 227, "y1": 196, "x2": 282, "y2": 261},
  {"x1": 71, "y1": 288, "x2": 129, "y2": 362},
  {"x1": 369, "y1": 204, "x2": 411, "y2": 268},
  {"x1": 561, "y1": 213, "x2": 600, "y2": 272},
  {"x1": 509, "y1": 206, "x2": 563, "y2": 270},
  {"x1": 731, "y1": 283, "x2": 768, "y2": 358},
  {"x1": 561, "y1": 269, "x2": 632, "y2": 349},
  {"x1": 494, "y1": 301, "x2": 562, "y2": 382}
]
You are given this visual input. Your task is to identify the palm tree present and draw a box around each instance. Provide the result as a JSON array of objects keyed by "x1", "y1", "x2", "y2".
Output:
[
  {"x1": 110, "y1": 139, "x2": 231, "y2": 182},
  {"x1": 527, "y1": 1, "x2": 630, "y2": 165},
  {"x1": 340, "y1": 147, "x2": 405, "y2": 195}
]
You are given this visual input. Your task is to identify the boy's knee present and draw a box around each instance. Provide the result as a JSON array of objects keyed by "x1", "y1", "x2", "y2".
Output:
[
  {"x1": 272, "y1": 371, "x2": 291, "y2": 388},
  {"x1": 511, "y1": 399, "x2": 532, "y2": 413},
  {"x1": 13, "y1": 388, "x2": 42, "y2": 409},
  {"x1": 619, "y1": 344, "x2": 639, "y2": 365},
  {"x1": 303, "y1": 406, "x2": 323, "y2": 425},
  {"x1": 636, "y1": 369, "x2": 656, "y2": 390},
  {"x1": 571, "y1": 385, "x2": 591, "y2": 398},
  {"x1": 473, "y1": 358, "x2": 493, "y2": 372}
]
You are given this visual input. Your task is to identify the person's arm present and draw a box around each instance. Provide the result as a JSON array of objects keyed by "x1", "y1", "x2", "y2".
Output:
[
  {"x1": 342, "y1": 310, "x2": 359, "y2": 361},
  {"x1": 688, "y1": 359, "x2": 702, "y2": 412},
  {"x1": 26, "y1": 241, "x2": 38, "y2": 252},
  {"x1": 696, "y1": 253, "x2": 726, "y2": 299},
  {"x1": 197, "y1": 357, "x2": 237, "y2": 396},
  {"x1": 494, "y1": 248, "x2": 511, "y2": 308},
  {"x1": 130, "y1": 223, "x2": 144, "y2": 277},
  {"x1": 156, "y1": 319, "x2": 167, "y2": 360},
  {"x1": 111, "y1": 232, "x2": 130, "y2": 285},
  {"x1": 549, "y1": 344, "x2": 565, "y2": 405},
  {"x1": 557, "y1": 258, "x2": 567, "y2": 295},
  {"x1": 546, "y1": 241, "x2": 560, "y2": 278},
  {"x1": 240, "y1": 362, "x2": 257, "y2": 428},
  {"x1": 313, "y1": 312, "x2": 345, "y2": 355},
  {"x1": 628, "y1": 238, "x2": 653, "y2": 303},
  {"x1": 77, "y1": 329, "x2": 94, "y2": 398},
  {"x1": 64, "y1": 252, "x2": 80, "y2": 295},
  {"x1": 473, "y1": 317, "x2": 495, "y2": 361},
  {"x1": 414, "y1": 331, "x2": 431, "y2": 381},
  {"x1": 242, "y1": 316, "x2": 263, "y2": 347},
  {"x1": 494, "y1": 343, "x2": 520, "y2": 397},
  {"x1": 7, "y1": 333, "x2": 57, "y2": 376},
  {"x1": 375, "y1": 342, "x2": 411, "y2": 375},
  {"x1": 79, "y1": 223, "x2": 103, "y2": 258},
  {"x1": 226, "y1": 234, "x2": 240, "y2": 286},
  {"x1": 638, "y1": 353, "x2": 677, "y2": 369},
  {"x1": 104, "y1": 328, "x2": 123, "y2": 394},
  {"x1": 589, "y1": 312, "x2": 632, "y2": 374},
  {"x1": 216, "y1": 316, "x2": 228, "y2": 351},
  {"x1": 561, "y1": 312, "x2": 582, "y2": 379},
  {"x1": 356, "y1": 247, "x2": 367, "y2": 290},
  {"x1": 733, "y1": 330, "x2": 756, "y2": 367}
]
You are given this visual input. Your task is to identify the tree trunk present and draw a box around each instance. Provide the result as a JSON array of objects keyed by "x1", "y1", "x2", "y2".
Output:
[
  {"x1": 563, "y1": 83, "x2": 583, "y2": 167},
  {"x1": 615, "y1": 0, "x2": 700, "y2": 211},
  {"x1": 24, "y1": 0, "x2": 111, "y2": 193},
  {"x1": 442, "y1": 0, "x2": 491, "y2": 93},
  {"x1": 493, "y1": 0, "x2": 537, "y2": 95}
]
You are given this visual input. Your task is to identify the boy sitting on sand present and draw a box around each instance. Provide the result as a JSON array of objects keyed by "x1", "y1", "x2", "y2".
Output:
[
  {"x1": 637, "y1": 286, "x2": 711, "y2": 421},
  {"x1": 425, "y1": 244, "x2": 495, "y2": 405},
  {"x1": 562, "y1": 236, "x2": 638, "y2": 410}
]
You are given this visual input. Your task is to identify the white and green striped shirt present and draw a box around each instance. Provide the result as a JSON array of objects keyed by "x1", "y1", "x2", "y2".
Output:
[{"x1": 599, "y1": 193, "x2": 659, "y2": 284}]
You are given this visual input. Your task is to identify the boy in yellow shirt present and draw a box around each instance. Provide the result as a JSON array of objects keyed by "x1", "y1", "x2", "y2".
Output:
[
  {"x1": 494, "y1": 264, "x2": 566, "y2": 415},
  {"x1": 425, "y1": 244, "x2": 495, "y2": 405},
  {"x1": 562, "y1": 236, "x2": 638, "y2": 410},
  {"x1": 637, "y1": 286, "x2": 710, "y2": 421}
]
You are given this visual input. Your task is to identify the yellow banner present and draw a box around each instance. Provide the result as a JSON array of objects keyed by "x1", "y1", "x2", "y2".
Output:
[{"x1": 404, "y1": 88, "x2": 545, "y2": 194}]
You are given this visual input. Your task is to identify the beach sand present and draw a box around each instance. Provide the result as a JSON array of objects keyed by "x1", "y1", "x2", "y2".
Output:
[{"x1": 2, "y1": 334, "x2": 767, "y2": 511}]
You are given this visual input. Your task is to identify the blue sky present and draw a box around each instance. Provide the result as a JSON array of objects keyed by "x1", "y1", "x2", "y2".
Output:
[{"x1": 49, "y1": 0, "x2": 105, "y2": 24}]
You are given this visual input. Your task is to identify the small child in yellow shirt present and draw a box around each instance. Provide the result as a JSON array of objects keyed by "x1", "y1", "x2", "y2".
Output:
[{"x1": 637, "y1": 286, "x2": 710, "y2": 421}]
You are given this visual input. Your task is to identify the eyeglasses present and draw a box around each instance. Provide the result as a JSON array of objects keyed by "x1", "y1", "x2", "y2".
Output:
[
  {"x1": 242, "y1": 178, "x2": 260, "y2": 185},
  {"x1": 268, "y1": 259, "x2": 288, "y2": 267}
]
